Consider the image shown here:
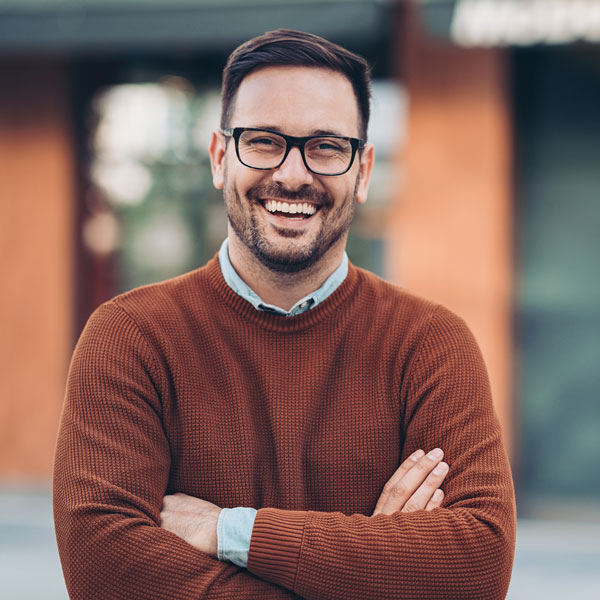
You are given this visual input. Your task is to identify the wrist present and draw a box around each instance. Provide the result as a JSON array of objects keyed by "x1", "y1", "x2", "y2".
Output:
[{"x1": 217, "y1": 507, "x2": 257, "y2": 567}]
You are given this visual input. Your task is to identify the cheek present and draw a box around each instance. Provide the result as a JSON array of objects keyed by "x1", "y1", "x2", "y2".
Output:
[
  {"x1": 329, "y1": 181, "x2": 357, "y2": 209},
  {"x1": 229, "y1": 167, "x2": 268, "y2": 197}
]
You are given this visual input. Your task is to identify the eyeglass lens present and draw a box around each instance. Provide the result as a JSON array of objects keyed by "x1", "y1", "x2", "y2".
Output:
[{"x1": 238, "y1": 130, "x2": 353, "y2": 175}]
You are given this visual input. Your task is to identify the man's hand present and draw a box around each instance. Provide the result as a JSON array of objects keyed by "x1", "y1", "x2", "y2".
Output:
[
  {"x1": 372, "y1": 448, "x2": 448, "y2": 515},
  {"x1": 160, "y1": 448, "x2": 447, "y2": 554},
  {"x1": 160, "y1": 493, "x2": 221, "y2": 557}
]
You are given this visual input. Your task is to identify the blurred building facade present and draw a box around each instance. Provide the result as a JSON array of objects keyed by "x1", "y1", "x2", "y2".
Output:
[{"x1": 1, "y1": 0, "x2": 599, "y2": 521}]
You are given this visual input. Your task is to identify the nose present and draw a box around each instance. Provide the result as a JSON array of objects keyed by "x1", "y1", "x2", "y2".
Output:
[{"x1": 271, "y1": 146, "x2": 314, "y2": 190}]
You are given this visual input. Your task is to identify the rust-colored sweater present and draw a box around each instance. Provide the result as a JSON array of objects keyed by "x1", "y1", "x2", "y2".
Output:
[{"x1": 53, "y1": 256, "x2": 516, "y2": 600}]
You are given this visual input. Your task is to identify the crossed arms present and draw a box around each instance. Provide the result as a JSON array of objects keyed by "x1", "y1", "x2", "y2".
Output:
[
  {"x1": 53, "y1": 301, "x2": 516, "y2": 600},
  {"x1": 160, "y1": 447, "x2": 450, "y2": 559}
]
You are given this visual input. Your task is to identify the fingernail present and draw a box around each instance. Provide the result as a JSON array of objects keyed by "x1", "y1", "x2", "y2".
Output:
[
  {"x1": 428, "y1": 448, "x2": 444, "y2": 460},
  {"x1": 433, "y1": 489, "x2": 444, "y2": 500},
  {"x1": 433, "y1": 461, "x2": 448, "y2": 475},
  {"x1": 410, "y1": 449, "x2": 425, "y2": 461}
]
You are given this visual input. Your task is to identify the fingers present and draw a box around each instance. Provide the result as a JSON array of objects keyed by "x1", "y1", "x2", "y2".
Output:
[
  {"x1": 371, "y1": 449, "x2": 425, "y2": 515},
  {"x1": 425, "y1": 488, "x2": 445, "y2": 511},
  {"x1": 372, "y1": 448, "x2": 449, "y2": 516},
  {"x1": 401, "y1": 461, "x2": 448, "y2": 513}
]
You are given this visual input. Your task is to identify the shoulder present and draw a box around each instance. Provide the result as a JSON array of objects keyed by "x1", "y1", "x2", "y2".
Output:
[
  {"x1": 82, "y1": 257, "x2": 221, "y2": 345},
  {"x1": 350, "y1": 264, "x2": 479, "y2": 357},
  {"x1": 352, "y1": 265, "x2": 441, "y2": 326},
  {"x1": 112, "y1": 268, "x2": 202, "y2": 313},
  {"x1": 110, "y1": 256, "x2": 219, "y2": 322}
]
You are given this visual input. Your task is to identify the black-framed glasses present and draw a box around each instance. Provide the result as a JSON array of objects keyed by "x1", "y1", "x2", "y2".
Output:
[{"x1": 221, "y1": 127, "x2": 364, "y2": 176}]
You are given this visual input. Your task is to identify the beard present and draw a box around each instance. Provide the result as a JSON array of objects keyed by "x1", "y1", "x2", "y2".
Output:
[{"x1": 223, "y1": 176, "x2": 359, "y2": 274}]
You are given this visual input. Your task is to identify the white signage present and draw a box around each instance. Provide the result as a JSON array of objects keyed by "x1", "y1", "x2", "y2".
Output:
[{"x1": 449, "y1": 0, "x2": 600, "y2": 46}]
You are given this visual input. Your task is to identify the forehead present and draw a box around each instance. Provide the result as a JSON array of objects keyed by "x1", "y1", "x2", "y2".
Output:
[{"x1": 231, "y1": 66, "x2": 361, "y2": 137}]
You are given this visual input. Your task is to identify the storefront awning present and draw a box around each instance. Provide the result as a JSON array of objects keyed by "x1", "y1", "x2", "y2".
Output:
[{"x1": 0, "y1": 0, "x2": 391, "y2": 55}]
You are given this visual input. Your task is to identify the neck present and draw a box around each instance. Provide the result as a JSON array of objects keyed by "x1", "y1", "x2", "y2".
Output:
[{"x1": 227, "y1": 233, "x2": 346, "y2": 311}]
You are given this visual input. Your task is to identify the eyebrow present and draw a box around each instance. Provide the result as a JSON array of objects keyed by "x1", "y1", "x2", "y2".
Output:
[{"x1": 250, "y1": 125, "x2": 349, "y2": 138}]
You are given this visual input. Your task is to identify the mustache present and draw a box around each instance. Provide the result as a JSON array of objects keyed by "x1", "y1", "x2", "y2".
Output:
[{"x1": 246, "y1": 182, "x2": 331, "y2": 206}]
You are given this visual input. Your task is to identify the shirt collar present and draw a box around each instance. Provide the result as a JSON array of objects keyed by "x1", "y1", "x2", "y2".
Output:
[{"x1": 218, "y1": 238, "x2": 348, "y2": 317}]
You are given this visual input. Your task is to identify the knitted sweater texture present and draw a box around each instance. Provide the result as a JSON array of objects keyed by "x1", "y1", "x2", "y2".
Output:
[{"x1": 53, "y1": 256, "x2": 516, "y2": 599}]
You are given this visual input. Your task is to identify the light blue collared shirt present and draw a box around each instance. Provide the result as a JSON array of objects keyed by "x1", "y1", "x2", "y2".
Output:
[
  {"x1": 218, "y1": 238, "x2": 348, "y2": 316},
  {"x1": 215, "y1": 238, "x2": 348, "y2": 567}
]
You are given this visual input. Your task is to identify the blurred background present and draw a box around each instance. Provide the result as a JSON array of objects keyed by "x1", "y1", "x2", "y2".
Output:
[{"x1": 1, "y1": 0, "x2": 599, "y2": 597}]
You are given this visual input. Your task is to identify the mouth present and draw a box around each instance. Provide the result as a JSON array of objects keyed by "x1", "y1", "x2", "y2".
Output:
[{"x1": 260, "y1": 199, "x2": 320, "y2": 220}]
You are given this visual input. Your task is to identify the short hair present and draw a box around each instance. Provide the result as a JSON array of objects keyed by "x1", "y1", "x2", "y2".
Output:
[{"x1": 220, "y1": 29, "x2": 372, "y2": 140}]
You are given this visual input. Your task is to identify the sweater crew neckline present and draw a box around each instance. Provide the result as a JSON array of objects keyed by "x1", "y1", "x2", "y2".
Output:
[{"x1": 203, "y1": 255, "x2": 361, "y2": 332}]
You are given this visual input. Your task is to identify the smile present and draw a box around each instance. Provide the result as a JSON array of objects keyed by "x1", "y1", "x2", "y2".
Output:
[{"x1": 262, "y1": 199, "x2": 318, "y2": 219}]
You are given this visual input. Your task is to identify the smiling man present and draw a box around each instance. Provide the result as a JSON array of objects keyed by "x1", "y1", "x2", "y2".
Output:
[{"x1": 54, "y1": 30, "x2": 516, "y2": 600}]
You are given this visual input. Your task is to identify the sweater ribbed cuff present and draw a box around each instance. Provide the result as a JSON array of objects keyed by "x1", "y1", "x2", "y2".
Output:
[{"x1": 246, "y1": 508, "x2": 307, "y2": 592}]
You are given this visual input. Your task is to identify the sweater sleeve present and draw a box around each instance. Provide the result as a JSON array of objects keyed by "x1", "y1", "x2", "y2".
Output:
[
  {"x1": 246, "y1": 306, "x2": 516, "y2": 600},
  {"x1": 53, "y1": 302, "x2": 296, "y2": 600}
]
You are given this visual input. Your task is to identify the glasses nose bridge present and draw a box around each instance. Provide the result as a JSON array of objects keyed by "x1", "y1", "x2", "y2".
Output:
[{"x1": 280, "y1": 135, "x2": 310, "y2": 171}]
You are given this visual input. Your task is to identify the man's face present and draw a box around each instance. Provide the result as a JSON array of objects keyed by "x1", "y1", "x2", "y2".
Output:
[{"x1": 209, "y1": 66, "x2": 374, "y2": 273}]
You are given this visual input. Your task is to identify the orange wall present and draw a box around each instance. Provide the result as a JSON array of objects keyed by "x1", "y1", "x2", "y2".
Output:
[
  {"x1": 0, "y1": 60, "x2": 75, "y2": 482},
  {"x1": 388, "y1": 8, "x2": 514, "y2": 451}
]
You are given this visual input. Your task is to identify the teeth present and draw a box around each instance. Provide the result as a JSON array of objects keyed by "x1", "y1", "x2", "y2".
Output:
[{"x1": 264, "y1": 200, "x2": 317, "y2": 216}]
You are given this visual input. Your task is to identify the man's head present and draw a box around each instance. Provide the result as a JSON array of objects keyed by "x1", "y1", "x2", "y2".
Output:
[
  {"x1": 209, "y1": 30, "x2": 375, "y2": 275},
  {"x1": 220, "y1": 29, "x2": 372, "y2": 141}
]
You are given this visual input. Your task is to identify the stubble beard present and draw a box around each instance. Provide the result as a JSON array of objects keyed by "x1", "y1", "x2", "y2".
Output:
[{"x1": 223, "y1": 176, "x2": 359, "y2": 274}]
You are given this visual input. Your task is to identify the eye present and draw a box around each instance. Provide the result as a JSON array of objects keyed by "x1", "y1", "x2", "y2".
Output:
[
  {"x1": 243, "y1": 133, "x2": 285, "y2": 150},
  {"x1": 317, "y1": 141, "x2": 343, "y2": 151},
  {"x1": 250, "y1": 137, "x2": 275, "y2": 146},
  {"x1": 307, "y1": 138, "x2": 350, "y2": 154}
]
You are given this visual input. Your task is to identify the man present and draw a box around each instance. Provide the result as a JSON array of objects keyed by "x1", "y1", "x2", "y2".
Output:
[{"x1": 54, "y1": 29, "x2": 515, "y2": 599}]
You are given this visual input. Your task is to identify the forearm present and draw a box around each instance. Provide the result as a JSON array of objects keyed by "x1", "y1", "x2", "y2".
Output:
[
  {"x1": 54, "y1": 434, "x2": 296, "y2": 600},
  {"x1": 248, "y1": 502, "x2": 513, "y2": 600},
  {"x1": 54, "y1": 523, "x2": 295, "y2": 600}
]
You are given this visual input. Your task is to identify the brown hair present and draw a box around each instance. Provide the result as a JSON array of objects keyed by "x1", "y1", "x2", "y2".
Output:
[{"x1": 220, "y1": 29, "x2": 372, "y2": 140}]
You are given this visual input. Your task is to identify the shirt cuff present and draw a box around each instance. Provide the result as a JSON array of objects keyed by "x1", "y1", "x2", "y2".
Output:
[{"x1": 217, "y1": 507, "x2": 258, "y2": 568}]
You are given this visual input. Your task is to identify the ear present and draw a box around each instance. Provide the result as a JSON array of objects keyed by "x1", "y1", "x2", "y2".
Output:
[
  {"x1": 208, "y1": 130, "x2": 227, "y2": 190},
  {"x1": 355, "y1": 143, "x2": 374, "y2": 205}
]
